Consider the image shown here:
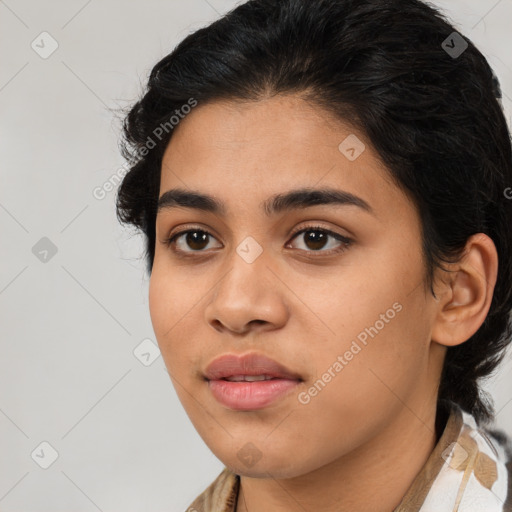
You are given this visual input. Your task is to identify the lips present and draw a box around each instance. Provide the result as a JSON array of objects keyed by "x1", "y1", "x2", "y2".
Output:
[
  {"x1": 203, "y1": 352, "x2": 302, "y2": 381},
  {"x1": 204, "y1": 352, "x2": 303, "y2": 410}
]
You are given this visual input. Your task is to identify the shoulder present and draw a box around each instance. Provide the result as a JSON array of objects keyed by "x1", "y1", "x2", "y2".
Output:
[
  {"x1": 483, "y1": 420, "x2": 512, "y2": 512},
  {"x1": 185, "y1": 467, "x2": 240, "y2": 512},
  {"x1": 431, "y1": 403, "x2": 512, "y2": 511},
  {"x1": 396, "y1": 400, "x2": 512, "y2": 511}
]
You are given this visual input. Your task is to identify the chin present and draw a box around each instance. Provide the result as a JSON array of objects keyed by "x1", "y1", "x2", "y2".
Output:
[{"x1": 220, "y1": 449, "x2": 314, "y2": 479}]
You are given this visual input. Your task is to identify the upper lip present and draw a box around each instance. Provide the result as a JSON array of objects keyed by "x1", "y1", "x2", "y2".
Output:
[{"x1": 204, "y1": 352, "x2": 302, "y2": 381}]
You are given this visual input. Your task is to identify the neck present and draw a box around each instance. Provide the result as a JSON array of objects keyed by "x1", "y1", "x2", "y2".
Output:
[{"x1": 236, "y1": 399, "x2": 444, "y2": 512}]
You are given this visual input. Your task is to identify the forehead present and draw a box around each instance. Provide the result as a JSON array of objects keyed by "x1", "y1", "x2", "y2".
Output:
[{"x1": 159, "y1": 94, "x2": 413, "y2": 221}]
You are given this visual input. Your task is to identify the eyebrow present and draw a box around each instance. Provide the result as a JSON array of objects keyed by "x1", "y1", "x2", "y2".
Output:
[{"x1": 157, "y1": 187, "x2": 375, "y2": 217}]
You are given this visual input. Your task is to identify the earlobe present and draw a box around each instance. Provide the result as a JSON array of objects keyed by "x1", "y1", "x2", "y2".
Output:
[{"x1": 431, "y1": 233, "x2": 498, "y2": 348}]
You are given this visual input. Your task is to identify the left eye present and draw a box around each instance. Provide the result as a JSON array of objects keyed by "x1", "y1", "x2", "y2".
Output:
[{"x1": 287, "y1": 227, "x2": 351, "y2": 253}]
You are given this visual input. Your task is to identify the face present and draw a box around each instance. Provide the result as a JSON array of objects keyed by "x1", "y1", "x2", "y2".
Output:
[{"x1": 149, "y1": 94, "x2": 445, "y2": 478}]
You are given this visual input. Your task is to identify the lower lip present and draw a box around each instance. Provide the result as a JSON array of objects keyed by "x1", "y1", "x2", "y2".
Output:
[{"x1": 208, "y1": 378, "x2": 300, "y2": 410}]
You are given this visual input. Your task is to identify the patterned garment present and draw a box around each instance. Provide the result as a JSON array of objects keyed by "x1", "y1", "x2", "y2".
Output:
[{"x1": 186, "y1": 401, "x2": 512, "y2": 511}]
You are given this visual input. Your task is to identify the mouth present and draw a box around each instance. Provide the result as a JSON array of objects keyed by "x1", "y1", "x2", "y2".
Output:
[
  {"x1": 204, "y1": 352, "x2": 303, "y2": 410},
  {"x1": 220, "y1": 374, "x2": 285, "y2": 382}
]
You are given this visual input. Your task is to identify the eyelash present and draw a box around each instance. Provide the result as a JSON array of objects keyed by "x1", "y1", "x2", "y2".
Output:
[{"x1": 163, "y1": 224, "x2": 352, "y2": 258}]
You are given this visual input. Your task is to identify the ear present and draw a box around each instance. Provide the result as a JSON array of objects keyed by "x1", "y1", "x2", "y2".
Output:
[{"x1": 431, "y1": 233, "x2": 498, "y2": 347}]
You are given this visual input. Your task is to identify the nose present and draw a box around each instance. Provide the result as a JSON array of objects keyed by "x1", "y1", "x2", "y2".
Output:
[{"x1": 204, "y1": 247, "x2": 289, "y2": 335}]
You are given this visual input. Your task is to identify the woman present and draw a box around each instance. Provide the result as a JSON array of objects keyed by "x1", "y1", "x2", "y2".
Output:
[{"x1": 116, "y1": 0, "x2": 512, "y2": 510}]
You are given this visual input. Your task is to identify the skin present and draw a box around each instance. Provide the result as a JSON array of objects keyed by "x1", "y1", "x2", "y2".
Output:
[{"x1": 148, "y1": 94, "x2": 498, "y2": 512}]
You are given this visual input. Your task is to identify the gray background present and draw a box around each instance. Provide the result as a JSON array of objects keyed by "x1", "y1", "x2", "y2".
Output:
[{"x1": 1, "y1": 1, "x2": 511, "y2": 510}]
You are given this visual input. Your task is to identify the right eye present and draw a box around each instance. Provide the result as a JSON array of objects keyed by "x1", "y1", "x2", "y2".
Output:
[{"x1": 164, "y1": 228, "x2": 222, "y2": 254}]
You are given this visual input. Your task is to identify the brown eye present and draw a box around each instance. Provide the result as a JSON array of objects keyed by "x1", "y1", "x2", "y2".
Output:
[
  {"x1": 183, "y1": 231, "x2": 210, "y2": 250},
  {"x1": 167, "y1": 229, "x2": 222, "y2": 253},
  {"x1": 301, "y1": 230, "x2": 329, "y2": 250},
  {"x1": 288, "y1": 226, "x2": 352, "y2": 255}
]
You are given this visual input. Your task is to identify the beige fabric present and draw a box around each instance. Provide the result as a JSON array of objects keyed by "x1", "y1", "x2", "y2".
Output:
[{"x1": 186, "y1": 467, "x2": 238, "y2": 512}]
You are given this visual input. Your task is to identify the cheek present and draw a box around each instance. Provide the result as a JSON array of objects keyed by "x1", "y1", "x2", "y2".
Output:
[
  {"x1": 291, "y1": 308, "x2": 428, "y2": 466},
  {"x1": 311, "y1": 253, "x2": 429, "y2": 409},
  {"x1": 148, "y1": 270, "x2": 168, "y2": 339},
  {"x1": 148, "y1": 266, "x2": 204, "y2": 380},
  {"x1": 148, "y1": 260, "x2": 190, "y2": 338},
  {"x1": 148, "y1": 268, "x2": 185, "y2": 362}
]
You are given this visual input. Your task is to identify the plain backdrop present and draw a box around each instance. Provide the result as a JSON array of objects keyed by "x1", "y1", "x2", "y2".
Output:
[{"x1": 1, "y1": 1, "x2": 511, "y2": 510}]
